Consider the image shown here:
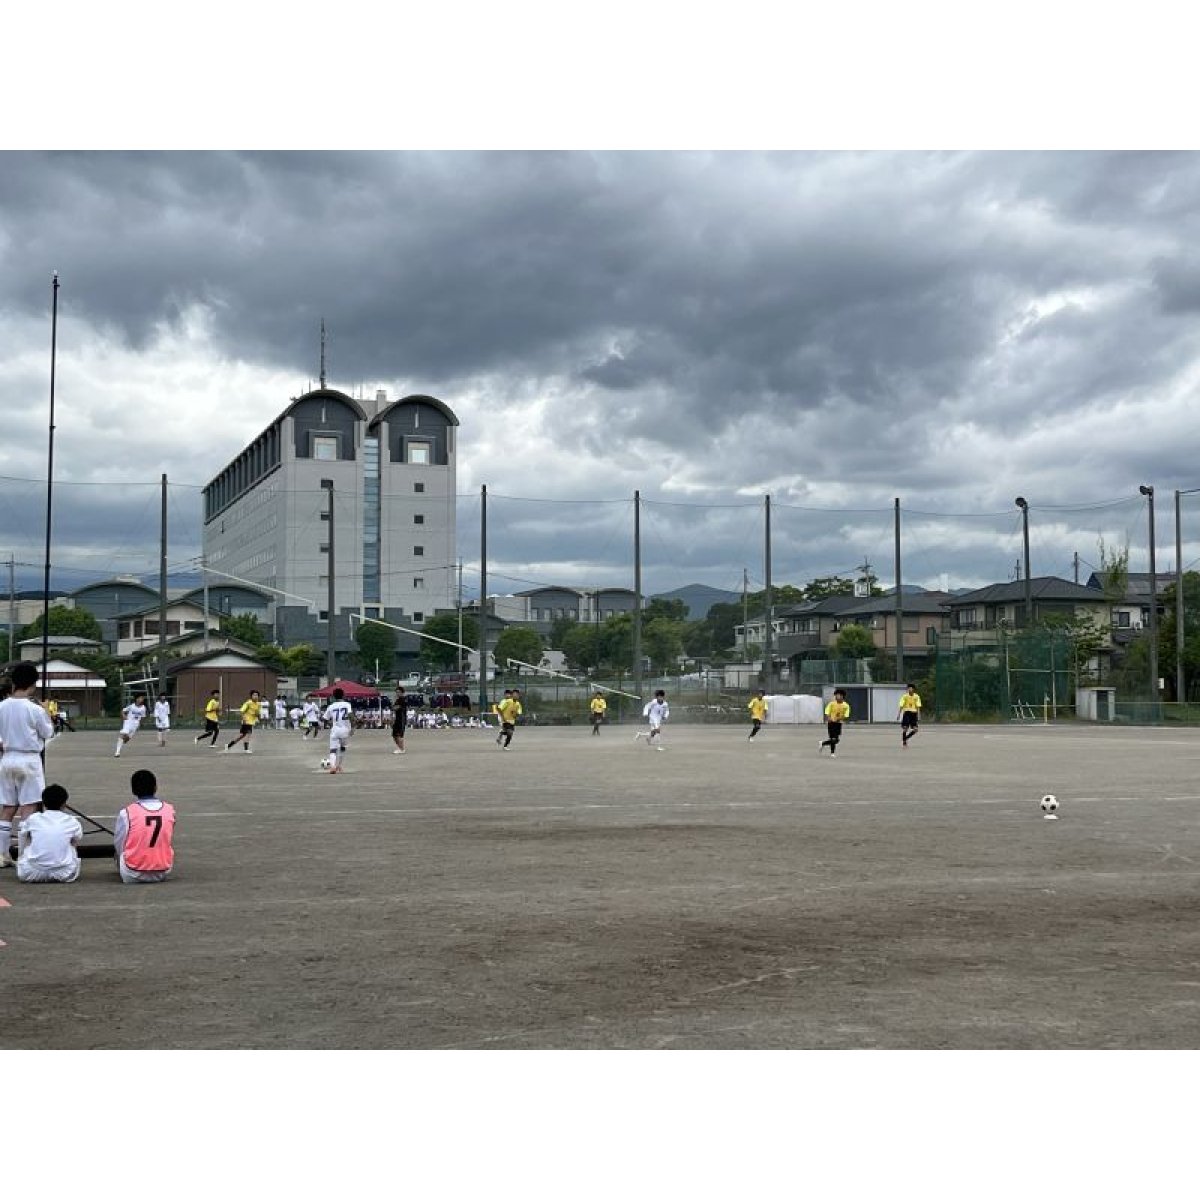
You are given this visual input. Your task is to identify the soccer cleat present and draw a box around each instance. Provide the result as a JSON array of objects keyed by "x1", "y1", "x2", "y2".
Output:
[
  {"x1": 393, "y1": 749, "x2": 404, "y2": 755},
  {"x1": 244, "y1": 748, "x2": 253, "y2": 754}
]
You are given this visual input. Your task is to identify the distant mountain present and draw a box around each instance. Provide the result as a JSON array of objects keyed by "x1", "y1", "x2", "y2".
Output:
[{"x1": 651, "y1": 583, "x2": 741, "y2": 620}]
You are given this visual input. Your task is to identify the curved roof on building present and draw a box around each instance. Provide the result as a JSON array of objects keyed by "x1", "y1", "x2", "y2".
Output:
[
  {"x1": 71, "y1": 579, "x2": 159, "y2": 601},
  {"x1": 370, "y1": 393, "x2": 459, "y2": 429},
  {"x1": 282, "y1": 387, "x2": 368, "y2": 422}
]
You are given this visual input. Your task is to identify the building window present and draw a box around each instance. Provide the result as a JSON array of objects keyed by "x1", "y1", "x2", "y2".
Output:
[
  {"x1": 407, "y1": 440, "x2": 431, "y2": 465},
  {"x1": 414, "y1": 482, "x2": 425, "y2": 493},
  {"x1": 312, "y1": 434, "x2": 339, "y2": 461},
  {"x1": 365, "y1": 606, "x2": 380, "y2": 618},
  {"x1": 319, "y1": 543, "x2": 329, "y2": 554},
  {"x1": 1113, "y1": 611, "x2": 1131, "y2": 628},
  {"x1": 413, "y1": 577, "x2": 425, "y2": 589},
  {"x1": 414, "y1": 514, "x2": 424, "y2": 525},
  {"x1": 926, "y1": 626, "x2": 939, "y2": 645},
  {"x1": 414, "y1": 546, "x2": 424, "y2": 556},
  {"x1": 413, "y1": 611, "x2": 424, "y2": 624},
  {"x1": 318, "y1": 610, "x2": 328, "y2": 622}
]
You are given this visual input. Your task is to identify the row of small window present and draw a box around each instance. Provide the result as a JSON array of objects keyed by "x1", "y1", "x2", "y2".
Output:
[
  {"x1": 317, "y1": 610, "x2": 425, "y2": 624},
  {"x1": 312, "y1": 434, "x2": 432, "y2": 464},
  {"x1": 320, "y1": 545, "x2": 427, "y2": 557}
]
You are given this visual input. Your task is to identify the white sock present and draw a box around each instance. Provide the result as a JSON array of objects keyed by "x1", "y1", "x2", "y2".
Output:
[
  {"x1": 0, "y1": 819, "x2": 12, "y2": 858},
  {"x1": 115, "y1": 738, "x2": 123, "y2": 755}
]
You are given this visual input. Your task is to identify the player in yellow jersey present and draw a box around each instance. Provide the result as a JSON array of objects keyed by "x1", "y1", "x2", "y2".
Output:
[
  {"x1": 225, "y1": 689, "x2": 261, "y2": 754},
  {"x1": 195, "y1": 689, "x2": 221, "y2": 747},
  {"x1": 747, "y1": 690, "x2": 767, "y2": 739},
  {"x1": 898, "y1": 683, "x2": 922, "y2": 748},
  {"x1": 819, "y1": 689, "x2": 850, "y2": 756},
  {"x1": 496, "y1": 688, "x2": 523, "y2": 750},
  {"x1": 589, "y1": 692, "x2": 607, "y2": 736}
]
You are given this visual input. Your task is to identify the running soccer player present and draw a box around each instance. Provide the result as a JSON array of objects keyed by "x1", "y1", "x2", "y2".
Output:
[
  {"x1": 0, "y1": 661, "x2": 56, "y2": 869},
  {"x1": 324, "y1": 687, "x2": 354, "y2": 773},
  {"x1": 195, "y1": 689, "x2": 221, "y2": 747},
  {"x1": 114, "y1": 769, "x2": 176, "y2": 884},
  {"x1": 16, "y1": 783, "x2": 82, "y2": 883},
  {"x1": 274, "y1": 697, "x2": 287, "y2": 731},
  {"x1": 391, "y1": 686, "x2": 407, "y2": 755},
  {"x1": 225, "y1": 689, "x2": 261, "y2": 753},
  {"x1": 154, "y1": 696, "x2": 171, "y2": 747},
  {"x1": 636, "y1": 689, "x2": 669, "y2": 749},
  {"x1": 747, "y1": 689, "x2": 768, "y2": 740},
  {"x1": 819, "y1": 689, "x2": 850, "y2": 756},
  {"x1": 589, "y1": 691, "x2": 607, "y2": 735},
  {"x1": 114, "y1": 693, "x2": 148, "y2": 758},
  {"x1": 496, "y1": 688, "x2": 522, "y2": 750},
  {"x1": 303, "y1": 699, "x2": 322, "y2": 739},
  {"x1": 899, "y1": 683, "x2": 922, "y2": 748}
]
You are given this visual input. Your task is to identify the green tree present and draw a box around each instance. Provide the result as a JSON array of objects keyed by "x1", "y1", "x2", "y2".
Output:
[
  {"x1": 682, "y1": 619, "x2": 713, "y2": 660},
  {"x1": 561, "y1": 623, "x2": 601, "y2": 671},
  {"x1": 703, "y1": 601, "x2": 743, "y2": 652},
  {"x1": 599, "y1": 613, "x2": 633, "y2": 670},
  {"x1": 257, "y1": 642, "x2": 326, "y2": 677},
  {"x1": 804, "y1": 576, "x2": 856, "y2": 601},
  {"x1": 548, "y1": 615, "x2": 579, "y2": 648},
  {"x1": 1097, "y1": 536, "x2": 1130, "y2": 601},
  {"x1": 494, "y1": 626, "x2": 544, "y2": 674},
  {"x1": 419, "y1": 612, "x2": 479, "y2": 672},
  {"x1": 220, "y1": 612, "x2": 266, "y2": 646},
  {"x1": 833, "y1": 624, "x2": 876, "y2": 659},
  {"x1": 355, "y1": 619, "x2": 397, "y2": 676},
  {"x1": 643, "y1": 616, "x2": 684, "y2": 671},
  {"x1": 21, "y1": 604, "x2": 103, "y2": 642},
  {"x1": 644, "y1": 597, "x2": 688, "y2": 622},
  {"x1": 1157, "y1": 572, "x2": 1200, "y2": 701}
]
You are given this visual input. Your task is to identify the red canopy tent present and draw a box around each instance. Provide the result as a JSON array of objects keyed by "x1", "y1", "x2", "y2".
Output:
[{"x1": 306, "y1": 680, "x2": 381, "y2": 699}]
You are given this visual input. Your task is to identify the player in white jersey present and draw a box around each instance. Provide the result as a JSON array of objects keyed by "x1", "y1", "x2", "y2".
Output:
[
  {"x1": 303, "y1": 700, "x2": 322, "y2": 739},
  {"x1": 154, "y1": 697, "x2": 171, "y2": 747},
  {"x1": 0, "y1": 661, "x2": 56, "y2": 868},
  {"x1": 289, "y1": 705, "x2": 302, "y2": 730},
  {"x1": 114, "y1": 694, "x2": 148, "y2": 757},
  {"x1": 17, "y1": 783, "x2": 82, "y2": 883},
  {"x1": 324, "y1": 688, "x2": 354, "y2": 773},
  {"x1": 635, "y1": 690, "x2": 670, "y2": 750},
  {"x1": 274, "y1": 698, "x2": 287, "y2": 730}
]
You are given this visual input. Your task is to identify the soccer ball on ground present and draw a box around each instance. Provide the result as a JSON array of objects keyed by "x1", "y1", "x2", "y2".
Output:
[
  {"x1": 320, "y1": 757, "x2": 331, "y2": 770},
  {"x1": 1040, "y1": 793, "x2": 1059, "y2": 818}
]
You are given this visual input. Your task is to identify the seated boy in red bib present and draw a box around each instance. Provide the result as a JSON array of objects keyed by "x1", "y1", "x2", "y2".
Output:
[{"x1": 114, "y1": 769, "x2": 176, "y2": 884}]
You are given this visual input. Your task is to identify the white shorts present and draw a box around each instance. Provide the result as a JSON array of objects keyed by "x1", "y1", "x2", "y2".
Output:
[
  {"x1": 328, "y1": 732, "x2": 350, "y2": 754},
  {"x1": 0, "y1": 752, "x2": 46, "y2": 808},
  {"x1": 119, "y1": 855, "x2": 172, "y2": 884},
  {"x1": 155, "y1": 721, "x2": 170, "y2": 731},
  {"x1": 18, "y1": 857, "x2": 81, "y2": 883},
  {"x1": 120, "y1": 722, "x2": 141, "y2": 738}
]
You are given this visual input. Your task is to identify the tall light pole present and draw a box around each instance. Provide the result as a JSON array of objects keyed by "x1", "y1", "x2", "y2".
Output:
[
  {"x1": 1015, "y1": 497, "x2": 1032, "y2": 626},
  {"x1": 1141, "y1": 485, "x2": 1158, "y2": 709}
]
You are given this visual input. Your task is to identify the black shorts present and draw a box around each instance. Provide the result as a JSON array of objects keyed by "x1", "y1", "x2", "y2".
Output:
[
  {"x1": 901, "y1": 711, "x2": 919, "y2": 728},
  {"x1": 391, "y1": 721, "x2": 406, "y2": 736},
  {"x1": 239, "y1": 723, "x2": 253, "y2": 736},
  {"x1": 205, "y1": 719, "x2": 219, "y2": 734}
]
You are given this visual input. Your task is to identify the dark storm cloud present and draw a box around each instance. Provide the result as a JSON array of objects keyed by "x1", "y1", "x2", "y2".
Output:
[{"x1": 4, "y1": 150, "x2": 1200, "y2": 595}]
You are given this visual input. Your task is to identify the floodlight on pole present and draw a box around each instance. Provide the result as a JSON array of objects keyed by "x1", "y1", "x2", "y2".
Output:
[
  {"x1": 1015, "y1": 498, "x2": 1032, "y2": 625},
  {"x1": 1140, "y1": 485, "x2": 1158, "y2": 709}
]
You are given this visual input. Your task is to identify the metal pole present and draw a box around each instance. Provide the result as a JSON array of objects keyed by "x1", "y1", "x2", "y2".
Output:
[
  {"x1": 457, "y1": 558, "x2": 464, "y2": 676},
  {"x1": 41, "y1": 272, "x2": 59, "y2": 696},
  {"x1": 633, "y1": 490, "x2": 642, "y2": 699},
  {"x1": 894, "y1": 497, "x2": 904, "y2": 684},
  {"x1": 1015, "y1": 497, "x2": 1032, "y2": 625},
  {"x1": 1175, "y1": 489, "x2": 1184, "y2": 704},
  {"x1": 202, "y1": 554, "x2": 211, "y2": 652},
  {"x1": 763, "y1": 494, "x2": 773, "y2": 691},
  {"x1": 323, "y1": 479, "x2": 335, "y2": 684},
  {"x1": 7, "y1": 554, "x2": 15, "y2": 661},
  {"x1": 1141, "y1": 485, "x2": 1158, "y2": 709},
  {"x1": 479, "y1": 485, "x2": 488, "y2": 712},
  {"x1": 158, "y1": 473, "x2": 168, "y2": 700}
]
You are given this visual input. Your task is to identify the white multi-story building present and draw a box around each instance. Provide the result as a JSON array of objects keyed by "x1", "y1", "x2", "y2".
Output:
[{"x1": 202, "y1": 387, "x2": 458, "y2": 629}]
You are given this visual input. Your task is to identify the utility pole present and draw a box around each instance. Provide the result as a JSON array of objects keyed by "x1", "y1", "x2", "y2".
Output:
[
  {"x1": 479, "y1": 485, "x2": 488, "y2": 713},
  {"x1": 894, "y1": 497, "x2": 904, "y2": 684},
  {"x1": 158, "y1": 473, "x2": 168, "y2": 700},
  {"x1": 202, "y1": 553, "x2": 211, "y2": 652},
  {"x1": 457, "y1": 558, "x2": 464, "y2": 676},
  {"x1": 763, "y1": 495, "x2": 773, "y2": 691},
  {"x1": 1141, "y1": 485, "x2": 1158, "y2": 709},
  {"x1": 633, "y1": 490, "x2": 643, "y2": 700},
  {"x1": 6, "y1": 554, "x2": 15, "y2": 661},
  {"x1": 1015, "y1": 497, "x2": 1032, "y2": 625},
  {"x1": 742, "y1": 568, "x2": 749, "y2": 662},
  {"x1": 41, "y1": 272, "x2": 60, "y2": 698}
]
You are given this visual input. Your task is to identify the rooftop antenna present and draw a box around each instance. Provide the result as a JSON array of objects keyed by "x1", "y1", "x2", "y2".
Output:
[{"x1": 319, "y1": 319, "x2": 327, "y2": 389}]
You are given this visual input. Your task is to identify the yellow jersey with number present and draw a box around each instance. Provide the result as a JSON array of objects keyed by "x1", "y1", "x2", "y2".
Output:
[
  {"x1": 825, "y1": 699, "x2": 850, "y2": 722},
  {"x1": 899, "y1": 692, "x2": 922, "y2": 713},
  {"x1": 748, "y1": 696, "x2": 768, "y2": 720}
]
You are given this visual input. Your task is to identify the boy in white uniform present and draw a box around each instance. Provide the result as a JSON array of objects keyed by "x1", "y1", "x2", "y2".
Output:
[
  {"x1": 17, "y1": 783, "x2": 82, "y2": 883},
  {"x1": 0, "y1": 662, "x2": 57, "y2": 869},
  {"x1": 114, "y1": 693, "x2": 148, "y2": 757},
  {"x1": 289, "y1": 704, "x2": 302, "y2": 731},
  {"x1": 274, "y1": 697, "x2": 287, "y2": 730},
  {"x1": 324, "y1": 687, "x2": 354, "y2": 773},
  {"x1": 635, "y1": 689, "x2": 670, "y2": 750},
  {"x1": 303, "y1": 700, "x2": 322, "y2": 739},
  {"x1": 154, "y1": 696, "x2": 171, "y2": 747}
]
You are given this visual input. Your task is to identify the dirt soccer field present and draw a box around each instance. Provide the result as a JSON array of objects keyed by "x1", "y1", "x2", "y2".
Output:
[{"x1": 2, "y1": 718, "x2": 1199, "y2": 1049}]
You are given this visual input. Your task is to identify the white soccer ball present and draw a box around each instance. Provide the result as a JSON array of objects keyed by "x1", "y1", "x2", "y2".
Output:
[
  {"x1": 1040, "y1": 793, "x2": 1059, "y2": 815},
  {"x1": 320, "y1": 757, "x2": 331, "y2": 770}
]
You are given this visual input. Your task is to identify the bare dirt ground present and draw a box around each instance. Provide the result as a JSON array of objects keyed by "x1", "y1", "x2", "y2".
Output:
[{"x1": 3, "y1": 718, "x2": 1199, "y2": 1049}]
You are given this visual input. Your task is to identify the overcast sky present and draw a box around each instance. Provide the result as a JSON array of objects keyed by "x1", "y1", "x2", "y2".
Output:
[{"x1": 3, "y1": 150, "x2": 1199, "y2": 604}]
